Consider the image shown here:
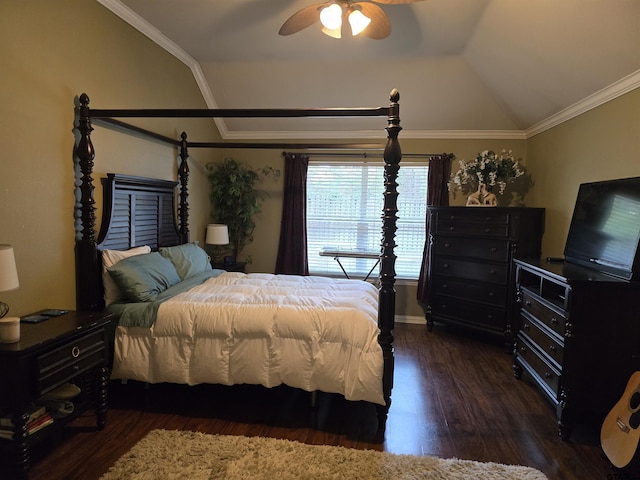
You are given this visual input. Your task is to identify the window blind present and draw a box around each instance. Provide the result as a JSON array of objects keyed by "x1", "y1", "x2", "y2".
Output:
[{"x1": 307, "y1": 161, "x2": 428, "y2": 280}]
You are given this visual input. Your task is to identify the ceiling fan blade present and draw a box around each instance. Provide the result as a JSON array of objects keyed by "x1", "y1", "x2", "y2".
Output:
[
  {"x1": 358, "y1": 3, "x2": 391, "y2": 39},
  {"x1": 279, "y1": 2, "x2": 330, "y2": 36},
  {"x1": 372, "y1": 0, "x2": 425, "y2": 4}
]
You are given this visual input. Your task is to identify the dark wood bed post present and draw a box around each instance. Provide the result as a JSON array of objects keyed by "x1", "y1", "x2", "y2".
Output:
[
  {"x1": 377, "y1": 89, "x2": 401, "y2": 427},
  {"x1": 178, "y1": 132, "x2": 190, "y2": 243},
  {"x1": 75, "y1": 93, "x2": 102, "y2": 311}
]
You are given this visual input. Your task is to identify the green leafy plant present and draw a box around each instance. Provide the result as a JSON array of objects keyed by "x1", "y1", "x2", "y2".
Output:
[{"x1": 206, "y1": 158, "x2": 279, "y2": 261}]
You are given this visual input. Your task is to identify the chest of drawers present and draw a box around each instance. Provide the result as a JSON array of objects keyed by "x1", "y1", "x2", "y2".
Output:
[
  {"x1": 424, "y1": 207, "x2": 545, "y2": 347},
  {"x1": 513, "y1": 259, "x2": 640, "y2": 440}
]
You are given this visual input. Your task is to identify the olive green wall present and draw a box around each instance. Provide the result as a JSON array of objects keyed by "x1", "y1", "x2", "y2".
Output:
[
  {"x1": 1, "y1": 1, "x2": 638, "y2": 323},
  {"x1": 0, "y1": 1, "x2": 221, "y2": 316},
  {"x1": 526, "y1": 89, "x2": 640, "y2": 259}
]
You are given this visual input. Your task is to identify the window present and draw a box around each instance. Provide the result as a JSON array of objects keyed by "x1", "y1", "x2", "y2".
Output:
[{"x1": 306, "y1": 160, "x2": 428, "y2": 280}]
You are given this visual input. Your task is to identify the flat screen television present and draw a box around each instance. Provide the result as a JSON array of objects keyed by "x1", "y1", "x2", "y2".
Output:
[{"x1": 564, "y1": 177, "x2": 640, "y2": 280}]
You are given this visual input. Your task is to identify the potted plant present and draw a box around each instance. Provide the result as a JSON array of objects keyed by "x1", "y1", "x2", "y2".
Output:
[{"x1": 206, "y1": 157, "x2": 279, "y2": 263}]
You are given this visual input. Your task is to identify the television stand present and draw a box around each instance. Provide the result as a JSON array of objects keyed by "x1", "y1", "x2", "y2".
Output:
[{"x1": 512, "y1": 257, "x2": 640, "y2": 440}]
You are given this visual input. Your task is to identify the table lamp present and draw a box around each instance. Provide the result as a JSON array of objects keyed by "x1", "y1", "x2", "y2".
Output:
[
  {"x1": 0, "y1": 245, "x2": 19, "y2": 318},
  {"x1": 205, "y1": 224, "x2": 229, "y2": 265}
]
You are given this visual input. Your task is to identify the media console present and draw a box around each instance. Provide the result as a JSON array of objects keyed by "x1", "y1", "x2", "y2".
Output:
[{"x1": 512, "y1": 258, "x2": 640, "y2": 440}]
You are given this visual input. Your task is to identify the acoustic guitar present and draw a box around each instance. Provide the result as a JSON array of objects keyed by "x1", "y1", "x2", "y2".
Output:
[{"x1": 601, "y1": 371, "x2": 640, "y2": 468}]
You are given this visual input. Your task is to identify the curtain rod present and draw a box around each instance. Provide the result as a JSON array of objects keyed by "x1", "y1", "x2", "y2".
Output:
[{"x1": 285, "y1": 152, "x2": 446, "y2": 159}]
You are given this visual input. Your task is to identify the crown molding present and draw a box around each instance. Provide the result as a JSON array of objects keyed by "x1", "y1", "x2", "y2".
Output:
[{"x1": 524, "y1": 69, "x2": 640, "y2": 139}]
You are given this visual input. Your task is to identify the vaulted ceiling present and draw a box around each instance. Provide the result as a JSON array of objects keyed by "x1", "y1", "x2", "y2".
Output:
[{"x1": 102, "y1": 0, "x2": 640, "y2": 140}]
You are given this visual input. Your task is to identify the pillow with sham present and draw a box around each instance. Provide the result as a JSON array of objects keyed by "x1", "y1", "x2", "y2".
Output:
[
  {"x1": 158, "y1": 242, "x2": 212, "y2": 280},
  {"x1": 107, "y1": 251, "x2": 181, "y2": 303},
  {"x1": 102, "y1": 246, "x2": 151, "y2": 306}
]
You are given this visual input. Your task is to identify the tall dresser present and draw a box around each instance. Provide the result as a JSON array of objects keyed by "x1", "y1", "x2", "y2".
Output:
[{"x1": 424, "y1": 206, "x2": 545, "y2": 348}]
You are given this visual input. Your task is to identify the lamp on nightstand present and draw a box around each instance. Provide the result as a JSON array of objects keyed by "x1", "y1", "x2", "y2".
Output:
[
  {"x1": 0, "y1": 245, "x2": 19, "y2": 319},
  {"x1": 205, "y1": 224, "x2": 230, "y2": 265}
]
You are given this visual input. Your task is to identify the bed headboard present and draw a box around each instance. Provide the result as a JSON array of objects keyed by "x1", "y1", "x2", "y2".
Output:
[
  {"x1": 97, "y1": 174, "x2": 182, "y2": 251},
  {"x1": 76, "y1": 173, "x2": 185, "y2": 311}
]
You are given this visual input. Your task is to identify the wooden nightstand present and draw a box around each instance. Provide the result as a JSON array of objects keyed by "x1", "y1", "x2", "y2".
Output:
[
  {"x1": 0, "y1": 310, "x2": 115, "y2": 478},
  {"x1": 213, "y1": 262, "x2": 247, "y2": 273}
]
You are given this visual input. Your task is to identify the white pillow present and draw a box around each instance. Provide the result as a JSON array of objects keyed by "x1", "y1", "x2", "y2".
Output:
[{"x1": 102, "y1": 246, "x2": 151, "y2": 306}]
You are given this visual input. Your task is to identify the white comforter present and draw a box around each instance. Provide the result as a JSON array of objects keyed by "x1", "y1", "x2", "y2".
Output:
[{"x1": 112, "y1": 273, "x2": 385, "y2": 405}]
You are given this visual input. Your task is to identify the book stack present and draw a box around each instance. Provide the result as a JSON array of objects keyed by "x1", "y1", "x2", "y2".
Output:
[{"x1": 0, "y1": 405, "x2": 53, "y2": 440}]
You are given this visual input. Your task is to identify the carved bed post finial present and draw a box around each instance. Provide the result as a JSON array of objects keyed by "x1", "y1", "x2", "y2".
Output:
[
  {"x1": 377, "y1": 89, "x2": 402, "y2": 426},
  {"x1": 178, "y1": 131, "x2": 190, "y2": 243},
  {"x1": 75, "y1": 93, "x2": 102, "y2": 310}
]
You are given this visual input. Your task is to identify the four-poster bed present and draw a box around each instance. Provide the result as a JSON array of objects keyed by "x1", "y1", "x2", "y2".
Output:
[{"x1": 74, "y1": 90, "x2": 402, "y2": 427}]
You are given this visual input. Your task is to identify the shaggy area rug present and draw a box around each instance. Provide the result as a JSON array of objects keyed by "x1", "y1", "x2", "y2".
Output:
[{"x1": 100, "y1": 429, "x2": 548, "y2": 480}]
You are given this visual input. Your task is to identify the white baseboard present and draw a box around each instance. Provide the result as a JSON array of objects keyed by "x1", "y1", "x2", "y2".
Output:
[{"x1": 395, "y1": 315, "x2": 425, "y2": 325}]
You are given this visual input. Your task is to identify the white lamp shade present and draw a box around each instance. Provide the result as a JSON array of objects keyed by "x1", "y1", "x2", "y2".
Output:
[
  {"x1": 205, "y1": 224, "x2": 230, "y2": 245},
  {"x1": 320, "y1": 3, "x2": 342, "y2": 30},
  {"x1": 0, "y1": 245, "x2": 19, "y2": 292},
  {"x1": 348, "y1": 9, "x2": 371, "y2": 36}
]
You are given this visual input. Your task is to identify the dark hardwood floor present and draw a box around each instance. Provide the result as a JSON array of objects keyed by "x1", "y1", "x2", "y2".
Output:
[{"x1": 6, "y1": 322, "x2": 635, "y2": 480}]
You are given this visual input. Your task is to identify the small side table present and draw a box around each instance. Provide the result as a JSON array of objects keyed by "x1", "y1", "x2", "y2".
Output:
[
  {"x1": 213, "y1": 262, "x2": 247, "y2": 273},
  {"x1": 0, "y1": 310, "x2": 115, "y2": 478}
]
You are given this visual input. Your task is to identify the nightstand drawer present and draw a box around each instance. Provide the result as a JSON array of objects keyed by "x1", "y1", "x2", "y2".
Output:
[{"x1": 35, "y1": 330, "x2": 106, "y2": 395}]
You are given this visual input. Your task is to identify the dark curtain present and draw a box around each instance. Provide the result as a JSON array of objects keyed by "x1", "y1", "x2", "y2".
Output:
[
  {"x1": 275, "y1": 152, "x2": 309, "y2": 275},
  {"x1": 416, "y1": 154, "x2": 453, "y2": 305}
]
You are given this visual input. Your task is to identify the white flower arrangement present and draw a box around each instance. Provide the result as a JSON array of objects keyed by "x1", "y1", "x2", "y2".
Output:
[{"x1": 449, "y1": 149, "x2": 525, "y2": 196}]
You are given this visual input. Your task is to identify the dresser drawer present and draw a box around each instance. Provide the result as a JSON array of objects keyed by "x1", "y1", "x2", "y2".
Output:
[
  {"x1": 520, "y1": 312, "x2": 564, "y2": 368},
  {"x1": 434, "y1": 221, "x2": 509, "y2": 237},
  {"x1": 431, "y1": 295, "x2": 505, "y2": 330},
  {"x1": 433, "y1": 236, "x2": 510, "y2": 262},
  {"x1": 515, "y1": 335, "x2": 560, "y2": 400},
  {"x1": 521, "y1": 291, "x2": 566, "y2": 338},
  {"x1": 433, "y1": 210, "x2": 510, "y2": 226},
  {"x1": 35, "y1": 330, "x2": 106, "y2": 395},
  {"x1": 433, "y1": 257, "x2": 508, "y2": 285},
  {"x1": 432, "y1": 275, "x2": 506, "y2": 306}
]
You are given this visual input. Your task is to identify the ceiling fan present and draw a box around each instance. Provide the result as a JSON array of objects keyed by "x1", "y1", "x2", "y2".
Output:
[{"x1": 279, "y1": 0, "x2": 425, "y2": 40}]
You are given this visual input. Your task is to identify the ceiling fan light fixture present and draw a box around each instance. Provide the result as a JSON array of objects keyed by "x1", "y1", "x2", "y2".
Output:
[
  {"x1": 321, "y1": 26, "x2": 342, "y2": 39},
  {"x1": 348, "y1": 9, "x2": 371, "y2": 36},
  {"x1": 320, "y1": 3, "x2": 342, "y2": 30}
]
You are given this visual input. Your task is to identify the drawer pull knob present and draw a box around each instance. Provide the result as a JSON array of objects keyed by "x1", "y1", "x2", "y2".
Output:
[
  {"x1": 443, "y1": 263, "x2": 449, "y2": 269},
  {"x1": 441, "y1": 284, "x2": 448, "y2": 289},
  {"x1": 72, "y1": 346, "x2": 80, "y2": 358},
  {"x1": 551, "y1": 317, "x2": 559, "y2": 324},
  {"x1": 544, "y1": 372, "x2": 552, "y2": 379},
  {"x1": 489, "y1": 269, "x2": 496, "y2": 275},
  {"x1": 525, "y1": 301, "x2": 532, "y2": 308},
  {"x1": 444, "y1": 242, "x2": 450, "y2": 248},
  {"x1": 520, "y1": 346, "x2": 526, "y2": 353},
  {"x1": 549, "y1": 345, "x2": 556, "y2": 351},
  {"x1": 490, "y1": 247, "x2": 497, "y2": 252},
  {"x1": 523, "y1": 323, "x2": 530, "y2": 330}
]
